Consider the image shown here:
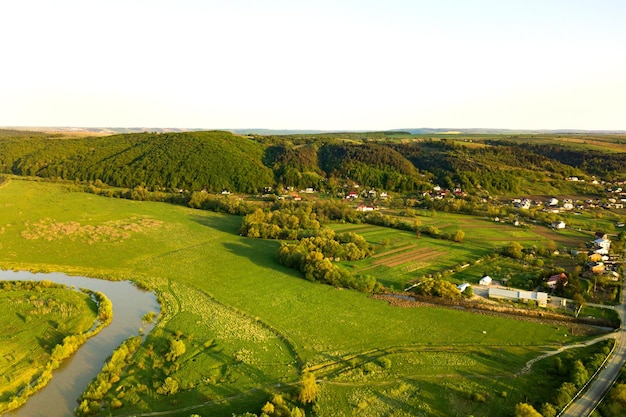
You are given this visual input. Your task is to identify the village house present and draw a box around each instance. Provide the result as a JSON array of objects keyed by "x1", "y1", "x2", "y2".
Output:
[
  {"x1": 479, "y1": 276, "x2": 492, "y2": 286},
  {"x1": 513, "y1": 198, "x2": 531, "y2": 210},
  {"x1": 552, "y1": 221, "x2": 566, "y2": 230},
  {"x1": 588, "y1": 262, "x2": 605, "y2": 274},
  {"x1": 356, "y1": 205, "x2": 374, "y2": 212},
  {"x1": 546, "y1": 272, "x2": 567, "y2": 289},
  {"x1": 593, "y1": 232, "x2": 611, "y2": 255}
]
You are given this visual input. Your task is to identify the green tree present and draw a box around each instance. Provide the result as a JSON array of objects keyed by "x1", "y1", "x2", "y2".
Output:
[
  {"x1": 503, "y1": 242, "x2": 524, "y2": 259},
  {"x1": 453, "y1": 229, "x2": 465, "y2": 243},
  {"x1": 609, "y1": 383, "x2": 626, "y2": 404},
  {"x1": 298, "y1": 372, "x2": 318, "y2": 404},
  {"x1": 540, "y1": 402, "x2": 557, "y2": 417},
  {"x1": 156, "y1": 377, "x2": 179, "y2": 395},
  {"x1": 573, "y1": 293, "x2": 585, "y2": 318},
  {"x1": 571, "y1": 359, "x2": 589, "y2": 388},
  {"x1": 261, "y1": 401, "x2": 275, "y2": 414},
  {"x1": 514, "y1": 402, "x2": 542, "y2": 417},
  {"x1": 165, "y1": 338, "x2": 186, "y2": 362}
]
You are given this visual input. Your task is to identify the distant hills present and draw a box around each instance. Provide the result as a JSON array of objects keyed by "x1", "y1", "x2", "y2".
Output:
[
  {"x1": 3, "y1": 127, "x2": 626, "y2": 135},
  {"x1": 2, "y1": 128, "x2": 626, "y2": 196}
]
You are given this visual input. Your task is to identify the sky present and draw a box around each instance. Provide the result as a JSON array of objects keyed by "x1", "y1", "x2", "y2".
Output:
[{"x1": 1, "y1": 0, "x2": 625, "y2": 131}]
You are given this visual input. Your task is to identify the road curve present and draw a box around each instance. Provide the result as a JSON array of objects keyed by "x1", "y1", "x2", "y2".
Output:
[{"x1": 560, "y1": 279, "x2": 626, "y2": 417}]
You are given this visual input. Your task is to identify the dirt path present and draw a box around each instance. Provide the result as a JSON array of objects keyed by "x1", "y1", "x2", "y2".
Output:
[{"x1": 518, "y1": 333, "x2": 617, "y2": 375}]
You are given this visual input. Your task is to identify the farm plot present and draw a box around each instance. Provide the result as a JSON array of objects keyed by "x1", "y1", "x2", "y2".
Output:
[{"x1": 374, "y1": 247, "x2": 444, "y2": 267}]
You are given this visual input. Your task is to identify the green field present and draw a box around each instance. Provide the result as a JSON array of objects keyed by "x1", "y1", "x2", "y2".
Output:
[
  {"x1": 0, "y1": 282, "x2": 97, "y2": 407},
  {"x1": 0, "y1": 179, "x2": 609, "y2": 416}
]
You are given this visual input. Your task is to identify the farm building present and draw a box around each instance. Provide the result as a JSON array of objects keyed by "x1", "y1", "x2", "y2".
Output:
[
  {"x1": 488, "y1": 287, "x2": 548, "y2": 307},
  {"x1": 479, "y1": 276, "x2": 492, "y2": 286},
  {"x1": 457, "y1": 283, "x2": 470, "y2": 292},
  {"x1": 552, "y1": 221, "x2": 566, "y2": 229}
]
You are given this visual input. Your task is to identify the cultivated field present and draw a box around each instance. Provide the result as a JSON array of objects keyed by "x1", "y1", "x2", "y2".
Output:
[
  {"x1": 331, "y1": 210, "x2": 592, "y2": 289},
  {"x1": 0, "y1": 179, "x2": 610, "y2": 416}
]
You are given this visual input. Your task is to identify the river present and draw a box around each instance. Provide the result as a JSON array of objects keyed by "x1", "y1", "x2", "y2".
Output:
[{"x1": 0, "y1": 270, "x2": 160, "y2": 417}]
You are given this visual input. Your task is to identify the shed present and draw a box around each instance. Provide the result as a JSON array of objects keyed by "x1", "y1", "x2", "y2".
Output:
[
  {"x1": 457, "y1": 283, "x2": 470, "y2": 293},
  {"x1": 479, "y1": 276, "x2": 492, "y2": 286}
]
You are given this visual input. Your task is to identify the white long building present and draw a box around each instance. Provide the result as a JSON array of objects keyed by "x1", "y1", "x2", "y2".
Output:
[{"x1": 488, "y1": 287, "x2": 548, "y2": 307}]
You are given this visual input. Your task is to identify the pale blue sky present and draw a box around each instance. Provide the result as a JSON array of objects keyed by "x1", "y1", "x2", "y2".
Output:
[{"x1": 1, "y1": 0, "x2": 625, "y2": 130}]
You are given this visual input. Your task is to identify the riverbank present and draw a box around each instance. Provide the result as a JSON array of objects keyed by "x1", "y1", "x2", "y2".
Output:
[{"x1": 0, "y1": 270, "x2": 160, "y2": 417}]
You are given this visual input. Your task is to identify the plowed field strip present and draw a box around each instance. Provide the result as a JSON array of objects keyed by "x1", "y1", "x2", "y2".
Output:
[
  {"x1": 487, "y1": 237, "x2": 539, "y2": 241},
  {"x1": 335, "y1": 225, "x2": 380, "y2": 234},
  {"x1": 459, "y1": 224, "x2": 503, "y2": 229},
  {"x1": 384, "y1": 251, "x2": 444, "y2": 267},
  {"x1": 376, "y1": 248, "x2": 443, "y2": 267},
  {"x1": 371, "y1": 244, "x2": 420, "y2": 259}
]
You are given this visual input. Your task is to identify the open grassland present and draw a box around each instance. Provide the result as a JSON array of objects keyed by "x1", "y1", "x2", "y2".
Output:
[
  {"x1": 0, "y1": 284, "x2": 97, "y2": 406},
  {"x1": 0, "y1": 179, "x2": 606, "y2": 416}
]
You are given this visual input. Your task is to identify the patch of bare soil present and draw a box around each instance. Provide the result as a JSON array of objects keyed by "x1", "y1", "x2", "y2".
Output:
[{"x1": 531, "y1": 225, "x2": 585, "y2": 247}]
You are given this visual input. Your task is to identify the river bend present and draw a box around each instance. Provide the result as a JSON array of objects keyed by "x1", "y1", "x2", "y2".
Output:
[{"x1": 0, "y1": 270, "x2": 160, "y2": 417}]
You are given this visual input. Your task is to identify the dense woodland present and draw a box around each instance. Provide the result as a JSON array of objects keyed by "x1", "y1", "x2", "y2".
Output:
[{"x1": 2, "y1": 129, "x2": 626, "y2": 196}]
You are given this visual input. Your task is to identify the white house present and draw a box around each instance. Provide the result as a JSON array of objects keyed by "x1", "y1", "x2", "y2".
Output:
[
  {"x1": 457, "y1": 283, "x2": 470, "y2": 293},
  {"x1": 548, "y1": 198, "x2": 559, "y2": 206},
  {"x1": 552, "y1": 221, "x2": 566, "y2": 230},
  {"x1": 479, "y1": 276, "x2": 492, "y2": 286},
  {"x1": 593, "y1": 234, "x2": 611, "y2": 255}
]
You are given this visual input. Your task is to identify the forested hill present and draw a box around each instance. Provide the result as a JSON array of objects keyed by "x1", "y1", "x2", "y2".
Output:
[
  {"x1": 0, "y1": 131, "x2": 274, "y2": 192},
  {"x1": 2, "y1": 129, "x2": 626, "y2": 195}
]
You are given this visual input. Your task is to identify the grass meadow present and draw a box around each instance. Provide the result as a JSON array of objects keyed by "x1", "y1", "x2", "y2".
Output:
[
  {"x1": 0, "y1": 284, "x2": 97, "y2": 406},
  {"x1": 0, "y1": 179, "x2": 608, "y2": 416}
]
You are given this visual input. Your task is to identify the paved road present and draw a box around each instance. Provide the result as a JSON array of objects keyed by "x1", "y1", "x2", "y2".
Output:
[{"x1": 560, "y1": 279, "x2": 626, "y2": 417}]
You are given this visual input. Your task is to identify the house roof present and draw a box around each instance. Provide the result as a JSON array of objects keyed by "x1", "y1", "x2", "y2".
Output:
[{"x1": 548, "y1": 272, "x2": 567, "y2": 282}]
